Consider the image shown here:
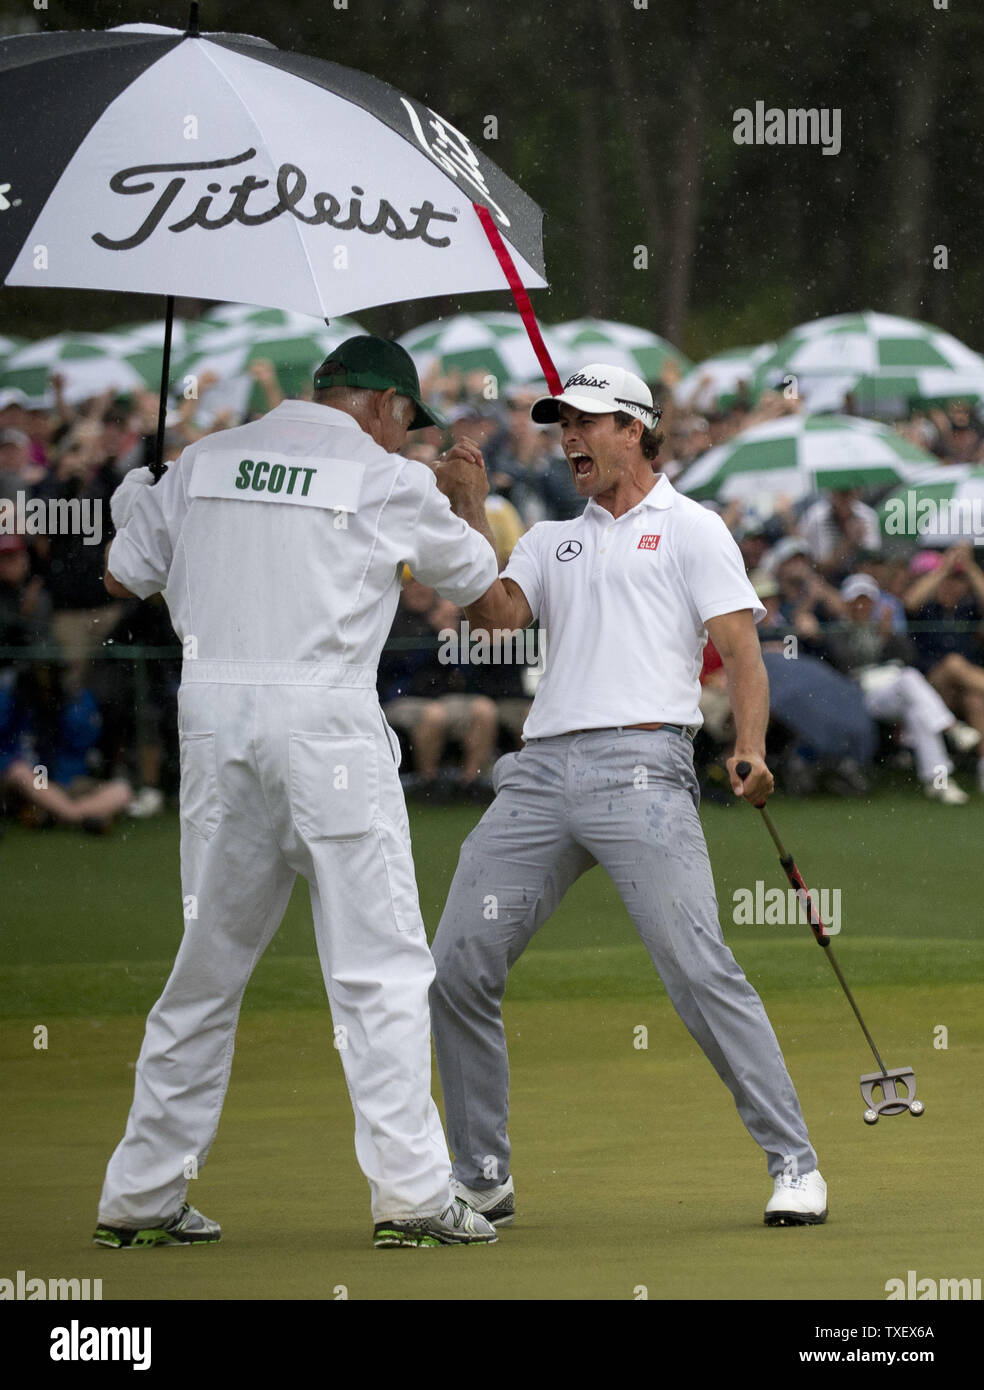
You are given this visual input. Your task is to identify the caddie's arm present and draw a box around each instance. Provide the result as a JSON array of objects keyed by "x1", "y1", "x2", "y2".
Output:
[
  {"x1": 104, "y1": 542, "x2": 137, "y2": 598},
  {"x1": 432, "y1": 440, "x2": 532, "y2": 634},
  {"x1": 705, "y1": 609, "x2": 775, "y2": 804},
  {"x1": 102, "y1": 465, "x2": 157, "y2": 598},
  {"x1": 102, "y1": 463, "x2": 177, "y2": 600}
]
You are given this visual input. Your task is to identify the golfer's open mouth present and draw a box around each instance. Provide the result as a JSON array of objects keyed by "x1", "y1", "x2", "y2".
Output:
[{"x1": 568, "y1": 451, "x2": 594, "y2": 478}]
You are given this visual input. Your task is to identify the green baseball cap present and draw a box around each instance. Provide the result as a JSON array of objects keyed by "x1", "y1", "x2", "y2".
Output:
[{"x1": 313, "y1": 335, "x2": 445, "y2": 431}]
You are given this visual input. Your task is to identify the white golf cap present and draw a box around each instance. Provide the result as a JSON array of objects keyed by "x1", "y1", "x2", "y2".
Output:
[
  {"x1": 765, "y1": 536, "x2": 812, "y2": 572},
  {"x1": 531, "y1": 362, "x2": 660, "y2": 427},
  {"x1": 841, "y1": 573, "x2": 881, "y2": 603},
  {"x1": 0, "y1": 388, "x2": 28, "y2": 412}
]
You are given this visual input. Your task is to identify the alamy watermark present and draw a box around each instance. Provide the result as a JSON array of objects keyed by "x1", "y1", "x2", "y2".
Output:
[
  {"x1": 733, "y1": 102, "x2": 841, "y2": 157},
  {"x1": 885, "y1": 1270, "x2": 981, "y2": 1301},
  {"x1": 50, "y1": 1321, "x2": 151, "y2": 1371},
  {"x1": 0, "y1": 492, "x2": 103, "y2": 546},
  {"x1": 883, "y1": 491, "x2": 984, "y2": 543},
  {"x1": 438, "y1": 620, "x2": 543, "y2": 668},
  {"x1": 732, "y1": 880, "x2": 841, "y2": 934},
  {"x1": 1, "y1": 1270, "x2": 102, "y2": 1299}
]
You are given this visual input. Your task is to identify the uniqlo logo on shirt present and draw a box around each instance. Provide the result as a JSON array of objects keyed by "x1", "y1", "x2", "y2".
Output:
[{"x1": 637, "y1": 534, "x2": 661, "y2": 551}]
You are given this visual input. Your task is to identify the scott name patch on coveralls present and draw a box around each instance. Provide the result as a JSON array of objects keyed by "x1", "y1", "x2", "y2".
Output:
[{"x1": 189, "y1": 450, "x2": 365, "y2": 512}]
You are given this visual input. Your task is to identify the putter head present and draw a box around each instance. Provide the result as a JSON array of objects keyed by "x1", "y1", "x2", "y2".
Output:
[{"x1": 860, "y1": 1067, "x2": 924, "y2": 1124}]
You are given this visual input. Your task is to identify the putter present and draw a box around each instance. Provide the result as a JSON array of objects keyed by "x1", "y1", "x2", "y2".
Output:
[{"x1": 735, "y1": 762, "x2": 924, "y2": 1125}]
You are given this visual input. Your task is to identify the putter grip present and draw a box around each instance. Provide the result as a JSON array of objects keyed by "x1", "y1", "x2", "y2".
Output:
[{"x1": 735, "y1": 760, "x2": 767, "y2": 808}]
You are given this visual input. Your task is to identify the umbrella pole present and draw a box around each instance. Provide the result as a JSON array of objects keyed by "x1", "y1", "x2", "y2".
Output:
[
  {"x1": 150, "y1": 6, "x2": 200, "y2": 481},
  {"x1": 152, "y1": 294, "x2": 175, "y2": 482}
]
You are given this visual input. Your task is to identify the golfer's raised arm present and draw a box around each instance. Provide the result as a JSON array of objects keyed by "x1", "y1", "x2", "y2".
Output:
[{"x1": 431, "y1": 443, "x2": 533, "y2": 633}]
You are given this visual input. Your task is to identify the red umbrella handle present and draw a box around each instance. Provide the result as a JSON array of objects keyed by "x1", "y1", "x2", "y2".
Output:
[{"x1": 472, "y1": 202, "x2": 562, "y2": 395}]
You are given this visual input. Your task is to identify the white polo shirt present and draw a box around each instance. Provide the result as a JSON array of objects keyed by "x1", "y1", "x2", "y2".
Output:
[
  {"x1": 501, "y1": 472, "x2": 764, "y2": 738},
  {"x1": 108, "y1": 401, "x2": 498, "y2": 667}
]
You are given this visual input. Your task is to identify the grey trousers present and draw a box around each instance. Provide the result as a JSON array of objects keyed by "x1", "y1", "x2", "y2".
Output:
[{"x1": 430, "y1": 729, "x2": 817, "y2": 1186}]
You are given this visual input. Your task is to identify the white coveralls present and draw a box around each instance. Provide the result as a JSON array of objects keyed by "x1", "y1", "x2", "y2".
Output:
[{"x1": 98, "y1": 401, "x2": 498, "y2": 1225}]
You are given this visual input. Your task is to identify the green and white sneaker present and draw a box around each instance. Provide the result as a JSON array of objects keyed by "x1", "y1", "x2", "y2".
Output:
[
  {"x1": 451, "y1": 1175, "x2": 515, "y2": 1227},
  {"x1": 373, "y1": 1196, "x2": 498, "y2": 1248},
  {"x1": 93, "y1": 1203, "x2": 221, "y2": 1249}
]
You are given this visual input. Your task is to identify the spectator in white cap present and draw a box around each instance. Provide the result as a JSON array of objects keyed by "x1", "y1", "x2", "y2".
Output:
[
  {"x1": 0, "y1": 388, "x2": 30, "y2": 430},
  {"x1": 827, "y1": 572, "x2": 978, "y2": 804}
]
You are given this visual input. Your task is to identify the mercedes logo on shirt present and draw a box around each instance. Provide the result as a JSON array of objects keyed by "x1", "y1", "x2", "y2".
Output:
[{"x1": 555, "y1": 539, "x2": 582, "y2": 561}]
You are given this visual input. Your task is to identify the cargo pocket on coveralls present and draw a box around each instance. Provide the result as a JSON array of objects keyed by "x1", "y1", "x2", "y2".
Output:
[
  {"x1": 178, "y1": 733, "x2": 222, "y2": 840},
  {"x1": 379, "y1": 709, "x2": 403, "y2": 768},
  {"x1": 375, "y1": 819, "x2": 425, "y2": 935},
  {"x1": 288, "y1": 734, "x2": 375, "y2": 840}
]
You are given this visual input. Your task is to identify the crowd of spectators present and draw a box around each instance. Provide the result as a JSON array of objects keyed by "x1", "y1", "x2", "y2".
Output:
[{"x1": 1, "y1": 347, "x2": 983, "y2": 833}]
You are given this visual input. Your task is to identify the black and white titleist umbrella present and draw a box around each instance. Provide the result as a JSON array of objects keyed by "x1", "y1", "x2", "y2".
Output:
[
  {"x1": 0, "y1": 7, "x2": 560, "y2": 465},
  {"x1": 0, "y1": 14, "x2": 547, "y2": 314}
]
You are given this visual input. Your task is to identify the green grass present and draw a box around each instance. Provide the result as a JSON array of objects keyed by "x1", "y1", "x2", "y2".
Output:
[{"x1": 1, "y1": 793, "x2": 982, "y2": 1300}]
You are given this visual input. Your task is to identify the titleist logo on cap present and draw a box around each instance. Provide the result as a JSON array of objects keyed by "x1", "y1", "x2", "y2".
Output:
[{"x1": 564, "y1": 372, "x2": 610, "y2": 390}]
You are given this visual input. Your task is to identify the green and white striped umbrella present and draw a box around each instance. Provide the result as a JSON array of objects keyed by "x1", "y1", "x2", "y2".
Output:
[
  {"x1": 545, "y1": 317, "x2": 690, "y2": 385},
  {"x1": 398, "y1": 312, "x2": 548, "y2": 389},
  {"x1": 0, "y1": 330, "x2": 151, "y2": 404},
  {"x1": 753, "y1": 312, "x2": 984, "y2": 403},
  {"x1": 93, "y1": 309, "x2": 364, "y2": 403},
  {"x1": 674, "y1": 343, "x2": 776, "y2": 412},
  {"x1": 97, "y1": 318, "x2": 195, "y2": 390},
  {"x1": 173, "y1": 315, "x2": 366, "y2": 404},
  {"x1": 0, "y1": 333, "x2": 24, "y2": 361},
  {"x1": 878, "y1": 465, "x2": 984, "y2": 548},
  {"x1": 676, "y1": 414, "x2": 937, "y2": 504},
  {"x1": 793, "y1": 367, "x2": 984, "y2": 416},
  {"x1": 191, "y1": 303, "x2": 340, "y2": 339}
]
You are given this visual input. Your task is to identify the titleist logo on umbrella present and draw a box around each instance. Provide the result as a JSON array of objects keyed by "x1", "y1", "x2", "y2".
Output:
[{"x1": 91, "y1": 149, "x2": 459, "y2": 252}]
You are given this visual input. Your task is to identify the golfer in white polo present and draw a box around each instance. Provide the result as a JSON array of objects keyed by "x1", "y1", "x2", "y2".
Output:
[{"x1": 428, "y1": 363, "x2": 827, "y2": 1228}]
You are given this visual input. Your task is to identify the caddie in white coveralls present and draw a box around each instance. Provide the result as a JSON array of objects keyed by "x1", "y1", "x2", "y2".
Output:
[{"x1": 94, "y1": 336, "x2": 499, "y2": 1250}]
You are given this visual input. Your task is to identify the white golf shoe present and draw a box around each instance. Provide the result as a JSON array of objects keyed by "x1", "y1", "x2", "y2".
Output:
[
  {"x1": 924, "y1": 782, "x2": 969, "y2": 805},
  {"x1": 945, "y1": 721, "x2": 981, "y2": 753},
  {"x1": 764, "y1": 1169, "x2": 828, "y2": 1226},
  {"x1": 450, "y1": 1175, "x2": 515, "y2": 1227}
]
